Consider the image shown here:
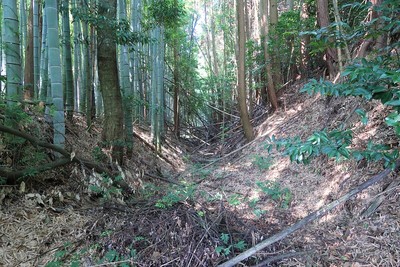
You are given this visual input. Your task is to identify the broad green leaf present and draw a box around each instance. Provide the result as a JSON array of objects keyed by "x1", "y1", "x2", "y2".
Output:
[
  {"x1": 373, "y1": 91, "x2": 392, "y2": 103},
  {"x1": 353, "y1": 87, "x2": 372, "y2": 99},
  {"x1": 384, "y1": 99, "x2": 400, "y2": 106},
  {"x1": 355, "y1": 109, "x2": 368, "y2": 125}
]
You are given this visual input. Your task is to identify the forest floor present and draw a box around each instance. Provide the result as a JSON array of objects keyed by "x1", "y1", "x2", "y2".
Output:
[{"x1": 1, "y1": 81, "x2": 400, "y2": 266}]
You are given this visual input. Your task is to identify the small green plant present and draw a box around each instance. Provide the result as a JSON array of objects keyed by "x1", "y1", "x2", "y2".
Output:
[
  {"x1": 92, "y1": 146, "x2": 107, "y2": 162},
  {"x1": 252, "y1": 155, "x2": 273, "y2": 171},
  {"x1": 256, "y1": 180, "x2": 292, "y2": 209},
  {"x1": 155, "y1": 184, "x2": 196, "y2": 208},
  {"x1": 284, "y1": 54, "x2": 399, "y2": 168},
  {"x1": 100, "y1": 229, "x2": 113, "y2": 237},
  {"x1": 227, "y1": 194, "x2": 242, "y2": 207},
  {"x1": 247, "y1": 198, "x2": 266, "y2": 217},
  {"x1": 191, "y1": 163, "x2": 213, "y2": 180},
  {"x1": 139, "y1": 182, "x2": 160, "y2": 199},
  {"x1": 215, "y1": 233, "x2": 247, "y2": 256},
  {"x1": 46, "y1": 241, "x2": 137, "y2": 266},
  {"x1": 46, "y1": 242, "x2": 72, "y2": 267},
  {"x1": 88, "y1": 173, "x2": 123, "y2": 200}
]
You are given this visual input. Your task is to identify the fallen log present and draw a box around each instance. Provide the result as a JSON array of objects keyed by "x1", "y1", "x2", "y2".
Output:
[{"x1": 217, "y1": 160, "x2": 400, "y2": 267}]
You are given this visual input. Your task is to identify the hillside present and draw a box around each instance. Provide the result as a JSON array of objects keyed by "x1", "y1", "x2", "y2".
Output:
[{"x1": 1, "y1": 81, "x2": 399, "y2": 266}]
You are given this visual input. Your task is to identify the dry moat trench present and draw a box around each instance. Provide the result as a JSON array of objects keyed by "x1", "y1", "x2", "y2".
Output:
[{"x1": 1, "y1": 83, "x2": 400, "y2": 266}]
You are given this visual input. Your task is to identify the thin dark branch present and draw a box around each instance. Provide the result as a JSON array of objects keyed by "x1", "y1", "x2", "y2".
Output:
[
  {"x1": 0, "y1": 124, "x2": 114, "y2": 182},
  {"x1": 0, "y1": 157, "x2": 71, "y2": 183}
]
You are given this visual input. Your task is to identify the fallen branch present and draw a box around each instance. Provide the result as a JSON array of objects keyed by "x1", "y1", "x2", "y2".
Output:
[
  {"x1": 0, "y1": 125, "x2": 127, "y2": 188},
  {"x1": 144, "y1": 172, "x2": 183, "y2": 186},
  {"x1": 361, "y1": 177, "x2": 400, "y2": 218},
  {"x1": 217, "y1": 161, "x2": 400, "y2": 267},
  {"x1": 0, "y1": 157, "x2": 71, "y2": 182}
]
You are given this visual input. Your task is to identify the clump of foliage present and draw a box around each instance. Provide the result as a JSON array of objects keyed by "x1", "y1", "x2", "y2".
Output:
[
  {"x1": 87, "y1": 173, "x2": 123, "y2": 201},
  {"x1": 256, "y1": 180, "x2": 292, "y2": 209},
  {"x1": 264, "y1": 0, "x2": 399, "y2": 169},
  {"x1": 252, "y1": 155, "x2": 273, "y2": 171},
  {"x1": 215, "y1": 233, "x2": 247, "y2": 256},
  {"x1": 46, "y1": 240, "x2": 137, "y2": 267},
  {"x1": 155, "y1": 184, "x2": 196, "y2": 208}
]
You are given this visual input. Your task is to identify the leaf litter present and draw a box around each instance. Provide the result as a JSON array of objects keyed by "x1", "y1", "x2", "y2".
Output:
[{"x1": 1, "y1": 82, "x2": 399, "y2": 266}]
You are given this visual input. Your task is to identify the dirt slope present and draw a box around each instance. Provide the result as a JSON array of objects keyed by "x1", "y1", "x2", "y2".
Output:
[
  {"x1": 196, "y1": 82, "x2": 400, "y2": 266},
  {"x1": 1, "y1": 83, "x2": 399, "y2": 266}
]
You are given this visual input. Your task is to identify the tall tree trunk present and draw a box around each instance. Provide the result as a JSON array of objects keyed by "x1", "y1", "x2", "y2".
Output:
[
  {"x1": 150, "y1": 29, "x2": 158, "y2": 149},
  {"x1": 33, "y1": 0, "x2": 40, "y2": 99},
  {"x1": 332, "y1": 0, "x2": 351, "y2": 67},
  {"x1": 39, "y1": 4, "x2": 48, "y2": 103},
  {"x1": 211, "y1": 2, "x2": 222, "y2": 124},
  {"x1": 72, "y1": 0, "x2": 82, "y2": 111},
  {"x1": 356, "y1": 0, "x2": 385, "y2": 58},
  {"x1": 269, "y1": 0, "x2": 283, "y2": 86},
  {"x1": 3, "y1": 0, "x2": 22, "y2": 106},
  {"x1": 118, "y1": 0, "x2": 133, "y2": 157},
  {"x1": 97, "y1": 0, "x2": 124, "y2": 164},
  {"x1": 260, "y1": 0, "x2": 278, "y2": 109},
  {"x1": 24, "y1": 1, "x2": 34, "y2": 100},
  {"x1": 173, "y1": 32, "x2": 180, "y2": 138},
  {"x1": 82, "y1": 5, "x2": 93, "y2": 127},
  {"x1": 245, "y1": 0, "x2": 254, "y2": 116},
  {"x1": 150, "y1": 26, "x2": 165, "y2": 152},
  {"x1": 204, "y1": 1, "x2": 217, "y2": 124},
  {"x1": 287, "y1": 0, "x2": 294, "y2": 10},
  {"x1": 46, "y1": 0, "x2": 65, "y2": 148},
  {"x1": 237, "y1": 0, "x2": 254, "y2": 141},
  {"x1": 19, "y1": 0, "x2": 27, "y2": 79},
  {"x1": 62, "y1": 0, "x2": 74, "y2": 121},
  {"x1": 299, "y1": 1, "x2": 310, "y2": 78},
  {"x1": 316, "y1": 0, "x2": 337, "y2": 78},
  {"x1": 172, "y1": 0, "x2": 180, "y2": 138}
]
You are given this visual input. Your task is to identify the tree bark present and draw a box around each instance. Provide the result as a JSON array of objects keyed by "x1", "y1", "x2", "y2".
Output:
[
  {"x1": 62, "y1": 0, "x2": 74, "y2": 121},
  {"x1": 356, "y1": 0, "x2": 385, "y2": 58},
  {"x1": 316, "y1": 0, "x2": 337, "y2": 78},
  {"x1": 269, "y1": 0, "x2": 283, "y2": 86},
  {"x1": 237, "y1": 0, "x2": 254, "y2": 141},
  {"x1": 46, "y1": 0, "x2": 65, "y2": 148},
  {"x1": 3, "y1": 0, "x2": 23, "y2": 105},
  {"x1": 118, "y1": 0, "x2": 134, "y2": 157},
  {"x1": 33, "y1": 0, "x2": 40, "y2": 99},
  {"x1": 173, "y1": 41, "x2": 180, "y2": 138},
  {"x1": 299, "y1": 1, "x2": 310, "y2": 78},
  {"x1": 24, "y1": 1, "x2": 34, "y2": 100},
  {"x1": 173, "y1": 0, "x2": 180, "y2": 138},
  {"x1": 97, "y1": 0, "x2": 124, "y2": 164},
  {"x1": 260, "y1": 0, "x2": 279, "y2": 109}
]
